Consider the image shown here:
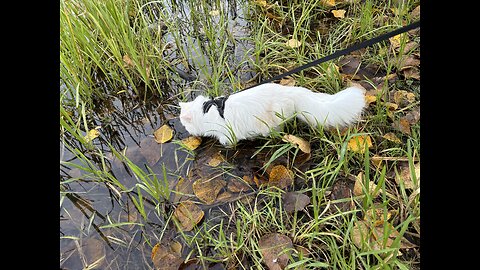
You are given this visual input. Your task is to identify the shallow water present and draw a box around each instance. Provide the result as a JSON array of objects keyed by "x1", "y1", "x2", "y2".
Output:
[{"x1": 60, "y1": 1, "x2": 264, "y2": 269}]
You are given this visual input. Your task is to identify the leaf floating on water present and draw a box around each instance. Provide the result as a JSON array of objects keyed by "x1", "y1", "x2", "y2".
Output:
[
  {"x1": 347, "y1": 135, "x2": 373, "y2": 153},
  {"x1": 283, "y1": 192, "x2": 310, "y2": 214},
  {"x1": 258, "y1": 233, "x2": 293, "y2": 270},
  {"x1": 192, "y1": 178, "x2": 226, "y2": 204},
  {"x1": 283, "y1": 134, "x2": 311, "y2": 154},
  {"x1": 84, "y1": 128, "x2": 100, "y2": 143},
  {"x1": 332, "y1": 9, "x2": 346, "y2": 18},
  {"x1": 151, "y1": 240, "x2": 183, "y2": 270},
  {"x1": 207, "y1": 151, "x2": 225, "y2": 167},
  {"x1": 285, "y1": 38, "x2": 302, "y2": 48},
  {"x1": 268, "y1": 165, "x2": 294, "y2": 189},
  {"x1": 154, "y1": 124, "x2": 174, "y2": 144},
  {"x1": 173, "y1": 201, "x2": 204, "y2": 231},
  {"x1": 181, "y1": 136, "x2": 202, "y2": 150}
]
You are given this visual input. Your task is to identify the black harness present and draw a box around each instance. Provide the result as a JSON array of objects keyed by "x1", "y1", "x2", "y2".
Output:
[{"x1": 202, "y1": 96, "x2": 228, "y2": 119}]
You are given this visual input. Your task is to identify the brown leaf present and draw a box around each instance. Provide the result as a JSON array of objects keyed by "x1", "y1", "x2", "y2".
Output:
[
  {"x1": 173, "y1": 201, "x2": 204, "y2": 231},
  {"x1": 285, "y1": 38, "x2": 302, "y2": 48},
  {"x1": 382, "y1": 132, "x2": 402, "y2": 144},
  {"x1": 411, "y1": 5, "x2": 420, "y2": 19},
  {"x1": 227, "y1": 176, "x2": 253, "y2": 193},
  {"x1": 279, "y1": 77, "x2": 296, "y2": 86},
  {"x1": 258, "y1": 233, "x2": 293, "y2": 270},
  {"x1": 181, "y1": 136, "x2": 202, "y2": 150},
  {"x1": 347, "y1": 135, "x2": 373, "y2": 153},
  {"x1": 395, "y1": 162, "x2": 420, "y2": 190},
  {"x1": 123, "y1": 55, "x2": 134, "y2": 67},
  {"x1": 402, "y1": 67, "x2": 420, "y2": 80},
  {"x1": 353, "y1": 172, "x2": 379, "y2": 198},
  {"x1": 364, "y1": 204, "x2": 393, "y2": 227},
  {"x1": 393, "y1": 118, "x2": 411, "y2": 135},
  {"x1": 283, "y1": 134, "x2": 311, "y2": 153},
  {"x1": 268, "y1": 165, "x2": 294, "y2": 189},
  {"x1": 207, "y1": 151, "x2": 225, "y2": 167},
  {"x1": 140, "y1": 137, "x2": 161, "y2": 166},
  {"x1": 398, "y1": 55, "x2": 420, "y2": 71},
  {"x1": 393, "y1": 90, "x2": 415, "y2": 107},
  {"x1": 283, "y1": 192, "x2": 310, "y2": 213},
  {"x1": 404, "y1": 108, "x2": 420, "y2": 125},
  {"x1": 80, "y1": 238, "x2": 106, "y2": 268},
  {"x1": 154, "y1": 124, "x2": 174, "y2": 144},
  {"x1": 151, "y1": 240, "x2": 183, "y2": 270},
  {"x1": 173, "y1": 177, "x2": 194, "y2": 203},
  {"x1": 192, "y1": 178, "x2": 226, "y2": 204},
  {"x1": 329, "y1": 177, "x2": 355, "y2": 212}
]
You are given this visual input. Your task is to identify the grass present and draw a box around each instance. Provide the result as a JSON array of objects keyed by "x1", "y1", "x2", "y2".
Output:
[{"x1": 60, "y1": 0, "x2": 420, "y2": 269}]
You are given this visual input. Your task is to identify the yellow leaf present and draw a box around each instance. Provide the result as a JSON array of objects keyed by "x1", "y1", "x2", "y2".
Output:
[
  {"x1": 279, "y1": 77, "x2": 296, "y2": 86},
  {"x1": 268, "y1": 165, "x2": 294, "y2": 189},
  {"x1": 283, "y1": 134, "x2": 311, "y2": 153},
  {"x1": 154, "y1": 124, "x2": 173, "y2": 143},
  {"x1": 122, "y1": 55, "x2": 134, "y2": 67},
  {"x1": 353, "y1": 172, "x2": 379, "y2": 197},
  {"x1": 365, "y1": 94, "x2": 377, "y2": 105},
  {"x1": 389, "y1": 33, "x2": 408, "y2": 49},
  {"x1": 393, "y1": 90, "x2": 415, "y2": 107},
  {"x1": 286, "y1": 38, "x2": 302, "y2": 48},
  {"x1": 173, "y1": 201, "x2": 204, "y2": 231},
  {"x1": 255, "y1": 0, "x2": 267, "y2": 7},
  {"x1": 382, "y1": 132, "x2": 402, "y2": 143},
  {"x1": 181, "y1": 136, "x2": 202, "y2": 150},
  {"x1": 209, "y1": 10, "x2": 220, "y2": 16},
  {"x1": 320, "y1": 0, "x2": 336, "y2": 7},
  {"x1": 384, "y1": 102, "x2": 398, "y2": 111},
  {"x1": 331, "y1": 9, "x2": 346, "y2": 18},
  {"x1": 347, "y1": 135, "x2": 373, "y2": 153},
  {"x1": 85, "y1": 128, "x2": 100, "y2": 143}
]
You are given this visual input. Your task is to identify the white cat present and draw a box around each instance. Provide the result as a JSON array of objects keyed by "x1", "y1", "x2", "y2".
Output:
[{"x1": 179, "y1": 83, "x2": 366, "y2": 146}]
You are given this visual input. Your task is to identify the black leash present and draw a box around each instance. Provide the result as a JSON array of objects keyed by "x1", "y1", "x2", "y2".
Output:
[{"x1": 242, "y1": 20, "x2": 420, "y2": 91}]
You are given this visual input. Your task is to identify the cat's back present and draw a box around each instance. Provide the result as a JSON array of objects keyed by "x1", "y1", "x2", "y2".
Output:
[{"x1": 230, "y1": 83, "x2": 307, "y2": 101}]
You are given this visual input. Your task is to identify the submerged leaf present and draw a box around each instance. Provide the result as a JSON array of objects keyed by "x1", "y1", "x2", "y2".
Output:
[
  {"x1": 151, "y1": 240, "x2": 183, "y2": 270},
  {"x1": 154, "y1": 124, "x2": 174, "y2": 143},
  {"x1": 192, "y1": 178, "x2": 226, "y2": 204},
  {"x1": 259, "y1": 233, "x2": 293, "y2": 270},
  {"x1": 181, "y1": 136, "x2": 202, "y2": 150},
  {"x1": 139, "y1": 137, "x2": 161, "y2": 166},
  {"x1": 173, "y1": 201, "x2": 204, "y2": 231}
]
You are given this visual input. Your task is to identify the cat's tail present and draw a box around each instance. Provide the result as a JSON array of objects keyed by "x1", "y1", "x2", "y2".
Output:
[{"x1": 294, "y1": 86, "x2": 366, "y2": 127}]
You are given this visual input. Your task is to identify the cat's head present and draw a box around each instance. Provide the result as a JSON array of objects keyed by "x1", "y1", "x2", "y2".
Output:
[{"x1": 179, "y1": 95, "x2": 211, "y2": 136}]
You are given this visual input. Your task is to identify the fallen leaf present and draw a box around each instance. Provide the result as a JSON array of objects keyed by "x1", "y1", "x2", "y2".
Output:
[
  {"x1": 320, "y1": 0, "x2": 336, "y2": 7},
  {"x1": 80, "y1": 238, "x2": 106, "y2": 268},
  {"x1": 353, "y1": 172, "x2": 379, "y2": 198},
  {"x1": 173, "y1": 176, "x2": 194, "y2": 203},
  {"x1": 279, "y1": 77, "x2": 296, "y2": 86},
  {"x1": 283, "y1": 192, "x2": 310, "y2": 213},
  {"x1": 286, "y1": 38, "x2": 302, "y2": 48},
  {"x1": 398, "y1": 55, "x2": 420, "y2": 71},
  {"x1": 393, "y1": 90, "x2": 415, "y2": 107},
  {"x1": 151, "y1": 240, "x2": 183, "y2": 270},
  {"x1": 139, "y1": 137, "x2": 161, "y2": 166},
  {"x1": 258, "y1": 233, "x2": 293, "y2": 270},
  {"x1": 347, "y1": 135, "x2": 373, "y2": 153},
  {"x1": 382, "y1": 132, "x2": 402, "y2": 143},
  {"x1": 209, "y1": 10, "x2": 220, "y2": 16},
  {"x1": 154, "y1": 124, "x2": 174, "y2": 144},
  {"x1": 283, "y1": 134, "x2": 311, "y2": 153},
  {"x1": 402, "y1": 67, "x2": 420, "y2": 80},
  {"x1": 329, "y1": 177, "x2": 355, "y2": 212},
  {"x1": 173, "y1": 201, "x2": 204, "y2": 231},
  {"x1": 331, "y1": 9, "x2": 346, "y2": 18},
  {"x1": 255, "y1": 0, "x2": 267, "y2": 7},
  {"x1": 227, "y1": 176, "x2": 253, "y2": 193},
  {"x1": 192, "y1": 178, "x2": 226, "y2": 204},
  {"x1": 84, "y1": 128, "x2": 100, "y2": 143},
  {"x1": 207, "y1": 151, "x2": 225, "y2": 167},
  {"x1": 365, "y1": 94, "x2": 377, "y2": 105},
  {"x1": 384, "y1": 102, "x2": 398, "y2": 111},
  {"x1": 268, "y1": 165, "x2": 294, "y2": 189},
  {"x1": 266, "y1": 12, "x2": 282, "y2": 21},
  {"x1": 393, "y1": 118, "x2": 411, "y2": 135},
  {"x1": 123, "y1": 55, "x2": 134, "y2": 67},
  {"x1": 411, "y1": 5, "x2": 420, "y2": 19},
  {"x1": 395, "y1": 162, "x2": 420, "y2": 189},
  {"x1": 181, "y1": 136, "x2": 202, "y2": 150},
  {"x1": 351, "y1": 220, "x2": 371, "y2": 250},
  {"x1": 215, "y1": 191, "x2": 234, "y2": 203},
  {"x1": 404, "y1": 108, "x2": 420, "y2": 125},
  {"x1": 364, "y1": 204, "x2": 393, "y2": 227},
  {"x1": 389, "y1": 33, "x2": 408, "y2": 49}
]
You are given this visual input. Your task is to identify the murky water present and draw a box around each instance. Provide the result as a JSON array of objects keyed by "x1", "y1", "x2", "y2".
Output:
[{"x1": 60, "y1": 1, "x2": 266, "y2": 269}]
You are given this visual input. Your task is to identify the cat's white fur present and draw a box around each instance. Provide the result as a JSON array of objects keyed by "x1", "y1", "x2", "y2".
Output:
[{"x1": 179, "y1": 83, "x2": 366, "y2": 146}]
